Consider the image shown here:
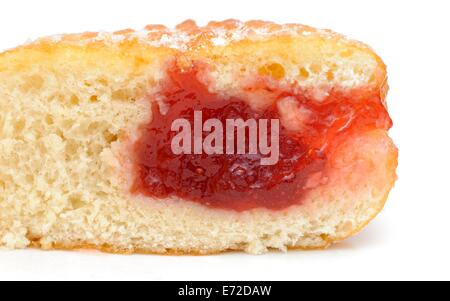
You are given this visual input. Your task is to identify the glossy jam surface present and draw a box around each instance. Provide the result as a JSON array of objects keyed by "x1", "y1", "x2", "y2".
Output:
[{"x1": 131, "y1": 66, "x2": 392, "y2": 211}]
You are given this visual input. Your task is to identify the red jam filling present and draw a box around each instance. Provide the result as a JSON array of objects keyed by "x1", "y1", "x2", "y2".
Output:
[{"x1": 131, "y1": 64, "x2": 392, "y2": 211}]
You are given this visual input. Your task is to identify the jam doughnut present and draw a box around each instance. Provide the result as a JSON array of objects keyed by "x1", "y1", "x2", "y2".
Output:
[{"x1": 0, "y1": 20, "x2": 397, "y2": 254}]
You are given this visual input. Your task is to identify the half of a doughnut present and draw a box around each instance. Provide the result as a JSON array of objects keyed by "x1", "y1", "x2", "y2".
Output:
[{"x1": 0, "y1": 20, "x2": 397, "y2": 254}]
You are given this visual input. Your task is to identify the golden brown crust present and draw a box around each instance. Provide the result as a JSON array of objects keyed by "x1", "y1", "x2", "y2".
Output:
[
  {"x1": 35, "y1": 19, "x2": 352, "y2": 49},
  {"x1": 1, "y1": 19, "x2": 387, "y2": 95}
]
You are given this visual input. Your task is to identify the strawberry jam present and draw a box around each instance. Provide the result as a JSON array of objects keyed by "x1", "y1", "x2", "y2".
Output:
[{"x1": 131, "y1": 64, "x2": 392, "y2": 211}]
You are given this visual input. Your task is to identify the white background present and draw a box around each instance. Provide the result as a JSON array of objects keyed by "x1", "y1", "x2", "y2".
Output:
[{"x1": 0, "y1": 0, "x2": 449, "y2": 281}]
